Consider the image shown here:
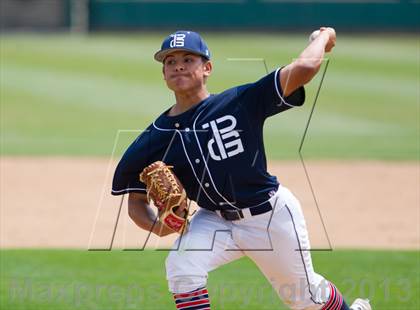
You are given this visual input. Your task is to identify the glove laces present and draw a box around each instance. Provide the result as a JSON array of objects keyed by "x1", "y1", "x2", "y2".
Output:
[{"x1": 147, "y1": 165, "x2": 179, "y2": 202}]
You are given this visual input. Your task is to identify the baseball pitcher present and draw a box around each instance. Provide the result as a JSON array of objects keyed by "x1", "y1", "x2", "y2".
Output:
[{"x1": 112, "y1": 29, "x2": 371, "y2": 310}]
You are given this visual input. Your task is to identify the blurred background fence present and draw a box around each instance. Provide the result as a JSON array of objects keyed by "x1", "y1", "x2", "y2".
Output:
[{"x1": 1, "y1": 0, "x2": 419, "y2": 32}]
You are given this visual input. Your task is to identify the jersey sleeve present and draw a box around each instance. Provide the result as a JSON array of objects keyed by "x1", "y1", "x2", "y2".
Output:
[
  {"x1": 111, "y1": 131, "x2": 151, "y2": 196},
  {"x1": 239, "y1": 67, "x2": 305, "y2": 120}
]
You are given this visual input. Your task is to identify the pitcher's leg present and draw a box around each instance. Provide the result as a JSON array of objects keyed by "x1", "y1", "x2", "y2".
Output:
[
  {"x1": 234, "y1": 186, "x2": 350, "y2": 309},
  {"x1": 166, "y1": 209, "x2": 243, "y2": 309}
]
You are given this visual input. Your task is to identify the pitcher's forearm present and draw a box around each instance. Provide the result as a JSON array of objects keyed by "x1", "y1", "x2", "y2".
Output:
[
  {"x1": 128, "y1": 199, "x2": 157, "y2": 231},
  {"x1": 128, "y1": 194, "x2": 175, "y2": 237},
  {"x1": 297, "y1": 31, "x2": 329, "y2": 70}
]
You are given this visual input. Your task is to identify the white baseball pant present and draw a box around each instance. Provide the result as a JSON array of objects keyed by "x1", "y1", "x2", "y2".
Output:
[{"x1": 166, "y1": 185, "x2": 331, "y2": 309}]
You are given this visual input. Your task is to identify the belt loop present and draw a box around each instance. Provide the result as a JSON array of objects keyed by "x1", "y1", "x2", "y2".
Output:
[
  {"x1": 269, "y1": 187, "x2": 281, "y2": 208},
  {"x1": 269, "y1": 195, "x2": 275, "y2": 208},
  {"x1": 241, "y1": 208, "x2": 252, "y2": 219}
]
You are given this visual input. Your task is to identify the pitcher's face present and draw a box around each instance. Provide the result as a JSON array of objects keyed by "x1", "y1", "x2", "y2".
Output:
[{"x1": 163, "y1": 51, "x2": 212, "y2": 93}]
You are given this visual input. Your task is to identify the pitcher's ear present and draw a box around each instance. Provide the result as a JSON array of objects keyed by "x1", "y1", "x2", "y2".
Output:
[{"x1": 203, "y1": 60, "x2": 212, "y2": 76}]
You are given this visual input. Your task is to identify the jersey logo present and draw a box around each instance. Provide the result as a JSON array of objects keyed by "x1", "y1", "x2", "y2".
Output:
[
  {"x1": 170, "y1": 34, "x2": 186, "y2": 48},
  {"x1": 202, "y1": 115, "x2": 244, "y2": 161}
]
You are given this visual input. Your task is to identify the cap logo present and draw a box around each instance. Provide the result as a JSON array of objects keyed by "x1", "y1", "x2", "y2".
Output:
[{"x1": 169, "y1": 34, "x2": 186, "y2": 48}]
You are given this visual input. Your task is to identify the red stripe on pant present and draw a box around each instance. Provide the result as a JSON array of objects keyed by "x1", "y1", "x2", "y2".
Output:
[
  {"x1": 322, "y1": 283, "x2": 343, "y2": 310},
  {"x1": 176, "y1": 299, "x2": 209, "y2": 309},
  {"x1": 173, "y1": 288, "x2": 208, "y2": 299},
  {"x1": 173, "y1": 287, "x2": 211, "y2": 310}
]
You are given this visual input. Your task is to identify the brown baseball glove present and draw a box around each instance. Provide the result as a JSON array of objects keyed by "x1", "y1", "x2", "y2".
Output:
[{"x1": 139, "y1": 161, "x2": 189, "y2": 234}]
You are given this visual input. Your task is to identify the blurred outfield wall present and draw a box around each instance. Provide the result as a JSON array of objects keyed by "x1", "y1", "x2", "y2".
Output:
[
  {"x1": 0, "y1": 0, "x2": 69, "y2": 30},
  {"x1": 1, "y1": 0, "x2": 419, "y2": 32}
]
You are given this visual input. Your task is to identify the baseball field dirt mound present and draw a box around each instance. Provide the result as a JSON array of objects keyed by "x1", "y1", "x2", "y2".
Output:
[{"x1": 0, "y1": 157, "x2": 418, "y2": 249}]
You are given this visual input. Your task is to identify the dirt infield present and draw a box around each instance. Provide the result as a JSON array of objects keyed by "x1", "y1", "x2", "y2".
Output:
[{"x1": 0, "y1": 157, "x2": 418, "y2": 249}]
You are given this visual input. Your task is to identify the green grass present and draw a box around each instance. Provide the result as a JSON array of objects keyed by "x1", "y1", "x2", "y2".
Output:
[
  {"x1": 1, "y1": 249, "x2": 419, "y2": 309},
  {"x1": 1, "y1": 33, "x2": 418, "y2": 159}
]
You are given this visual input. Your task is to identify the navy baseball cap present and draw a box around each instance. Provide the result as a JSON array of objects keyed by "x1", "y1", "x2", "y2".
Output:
[{"x1": 154, "y1": 30, "x2": 211, "y2": 62}]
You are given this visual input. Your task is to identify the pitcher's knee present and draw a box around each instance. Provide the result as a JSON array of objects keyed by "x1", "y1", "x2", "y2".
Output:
[
  {"x1": 276, "y1": 284, "x2": 315, "y2": 309},
  {"x1": 274, "y1": 278, "x2": 329, "y2": 310},
  {"x1": 165, "y1": 251, "x2": 208, "y2": 294},
  {"x1": 167, "y1": 275, "x2": 208, "y2": 294}
]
